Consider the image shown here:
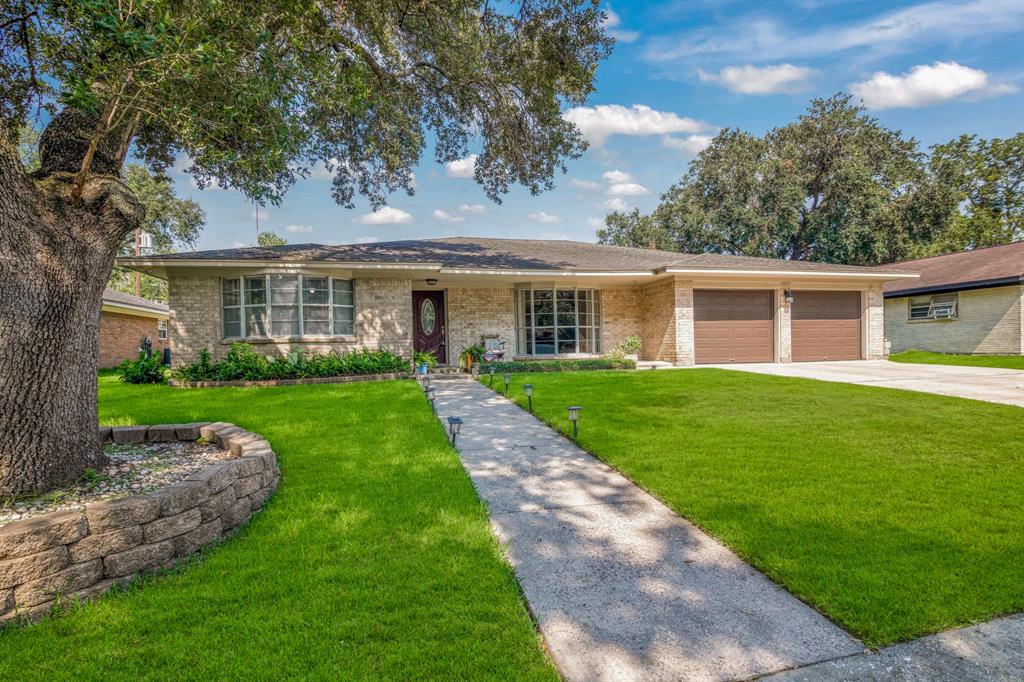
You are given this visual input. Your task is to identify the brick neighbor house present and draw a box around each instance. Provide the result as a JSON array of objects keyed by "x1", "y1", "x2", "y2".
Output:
[
  {"x1": 99, "y1": 288, "x2": 169, "y2": 368},
  {"x1": 117, "y1": 237, "x2": 918, "y2": 368},
  {"x1": 881, "y1": 241, "x2": 1024, "y2": 355}
]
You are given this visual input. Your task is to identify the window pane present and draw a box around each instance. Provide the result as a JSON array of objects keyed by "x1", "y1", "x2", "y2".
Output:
[
  {"x1": 222, "y1": 278, "x2": 240, "y2": 306},
  {"x1": 332, "y1": 279, "x2": 354, "y2": 306},
  {"x1": 245, "y1": 307, "x2": 267, "y2": 337},
  {"x1": 303, "y1": 277, "x2": 329, "y2": 305},
  {"x1": 333, "y1": 305, "x2": 354, "y2": 335},
  {"x1": 270, "y1": 275, "x2": 299, "y2": 304},
  {"x1": 557, "y1": 312, "x2": 576, "y2": 327},
  {"x1": 271, "y1": 305, "x2": 299, "y2": 336},
  {"x1": 535, "y1": 313, "x2": 554, "y2": 327},
  {"x1": 244, "y1": 277, "x2": 266, "y2": 305},
  {"x1": 534, "y1": 328, "x2": 555, "y2": 355}
]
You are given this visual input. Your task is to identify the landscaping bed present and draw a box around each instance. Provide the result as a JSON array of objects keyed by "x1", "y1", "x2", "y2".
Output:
[
  {"x1": 488, "y1": 369, "x2": 1024, "y2": 646},
  {"x1": 479, "y1": 357, "x2": 635, "y2": 373},
  {"x1": 0, "y1": 374, "x2": 556, "y2": 681},
  {"x1": 889, "y1": 350, "x2": 1024, "y2": 370},
  {"x1": 170, "y1": 372, "x2": 408, "y2": 388}
]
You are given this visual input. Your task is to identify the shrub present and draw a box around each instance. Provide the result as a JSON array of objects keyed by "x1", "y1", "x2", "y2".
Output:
[
  {"x1": 172, "y1": 344, "x2": 408, "y2": 382},
  {"x1": 478, "y1": 357, "x2": 635, "y2": 373},
  {"x1": 617, "y1": 335, "x2": 642, "y2": 355},
  {"x1": 116, "y1": 351, "x2": 167, "y2": 384},
  {"x1": 414, "y1": 351, "x2": 438, "y2": 369}
]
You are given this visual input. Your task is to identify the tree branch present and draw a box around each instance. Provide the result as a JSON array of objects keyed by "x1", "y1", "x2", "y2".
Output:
[{"x1": 0, "y1": 10, "x2": 36, "y2": 32}]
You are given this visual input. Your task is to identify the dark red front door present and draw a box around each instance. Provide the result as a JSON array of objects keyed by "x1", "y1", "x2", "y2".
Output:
[{"x1": 412, "y1": 291, "x2": 446, "y2": 364}]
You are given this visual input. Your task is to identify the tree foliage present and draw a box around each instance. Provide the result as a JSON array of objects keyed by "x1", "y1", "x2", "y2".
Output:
[
  {"x1": 257, "y1": 231, "x2": 288, "y2": 247},
  {"x1": 2, "y1": 0, "x2": 611, "y2": 205},
  {"x1": 599, "y1": 95, "x2": 1021, "y2": 265}
]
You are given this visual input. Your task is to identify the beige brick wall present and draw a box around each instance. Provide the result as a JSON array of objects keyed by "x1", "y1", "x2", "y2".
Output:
[
  {"x1": 98, "y1": 312, "x2": 169, "y2": 368},
  {"x1": 601, "y1": 288, "x2": 642, "y2": 353},
  {"x1": 673, "y1": 281, "x2": 695, "y2": 366},
  {"x1": 167, "y1": 275, "x2": 413, "y2": 366},
  {"x1": 445, "y1": 287, "x2": 516, "y2": 362},
  {"x1": 885, "y1": 284, "x2": 1023, "y2": 355},
  {"x1": 775, "y1": 288, "x2": 792, "y2": 363},
  {"x1": 865, "y1": 285, "x2": 886, "y2": 360}
]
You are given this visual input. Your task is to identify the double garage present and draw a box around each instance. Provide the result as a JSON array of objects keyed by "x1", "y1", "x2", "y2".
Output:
[{"x1": 693, "y1": 289, "x2": 862, "y2": 364}]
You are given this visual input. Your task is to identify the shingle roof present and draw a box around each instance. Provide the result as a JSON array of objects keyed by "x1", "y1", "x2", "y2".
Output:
[
  {"x1": 102, "y1": 288, "x2": 169, "y2": 313},
  {"x1": 881, "y1": 241, "x2": 1024, "y2": 296},
  {"x1": 137, "y1": 237, "x2": 899, "y2": 275}
]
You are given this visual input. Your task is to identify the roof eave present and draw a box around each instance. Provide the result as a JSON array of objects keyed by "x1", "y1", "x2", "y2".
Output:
[
  {"x1": 884, "y1": 275, "x2": 1024, "y2": 298},
  {"x1": 660, "y1": 267, "x2": 919, "y2": 279}
]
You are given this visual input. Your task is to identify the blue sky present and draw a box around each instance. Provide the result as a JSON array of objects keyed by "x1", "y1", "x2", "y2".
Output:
[{"x1": 172, "y1": 0, "x2": 1024, "y2": 251}]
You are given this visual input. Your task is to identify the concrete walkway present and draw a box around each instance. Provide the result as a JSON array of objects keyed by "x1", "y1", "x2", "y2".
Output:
[
  {"x1": 431, "y1": 376, "x2": 863, "y2": 682},
  {"x1": 702, "y1": 360, "x2": 1024, "y2": 408},
  {"x1": 763, "y1": 613, "x2": 1024, "y2": 681}
]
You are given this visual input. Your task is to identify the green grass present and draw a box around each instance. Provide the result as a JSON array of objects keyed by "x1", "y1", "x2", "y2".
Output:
[
  {"x1": 491, "y1": 369, "x2": 1024, "y2": 647},
  {"x1": 0, "y1": 375, "x2": 557, "y2": 682},
  {"x1": 890, "y1": 350, "x2": 1024, "y2": 370}
]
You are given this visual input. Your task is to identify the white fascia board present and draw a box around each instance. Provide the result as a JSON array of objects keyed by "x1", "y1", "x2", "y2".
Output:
[
  {"x1": 116, "y1": 259, "x2": 444, "y2": 271},
  {"x1": 101, "y1": 302, "x2": 169, "y2": 319},
  {"x1": 662, "y1": 267, "x2": 919, "y2": 279},
  {"x1": 438, "y1": 268, "x2": 655, "y2": 277}
]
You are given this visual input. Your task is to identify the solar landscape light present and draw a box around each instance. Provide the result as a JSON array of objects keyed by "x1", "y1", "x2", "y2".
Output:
[
  {"x1": 447, "y1": 416, "x2": 463, "y2": 445},
  {"x1": 425, "y1": 386, "x2": 437, "y2": 413},
  {"x1": 524, "y1": 384, "x2": 534, "y2": 413},
  {"x1": 567, "y1": 406, "x2": 581, "y2": 440},
  {"x1": 503, "y1": 373, "x2": 511, "y2": 395},
  {"x1": 489, "y1": 366, "x2": 496, "y2": 387}
]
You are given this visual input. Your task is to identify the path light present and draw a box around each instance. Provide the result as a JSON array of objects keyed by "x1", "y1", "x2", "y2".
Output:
[
  {"x1": 447, "y1": 416, "x2": 463, "y2": 445},
  {"x1": 422, "y1": 374, "x2": 431, "y2": 391},
  {"x1": 524, "y1": 384, "x2": 534, "y2": 414},
  {"x1": 567, "y1": 406, "x2": 581, "y2": 440},
  {"x1": 489, "y1": 366, "x2": 496, "y2": 387},
  {"x1": 425, "y1": 386, "x2": 437, "y2": 413},
  {"x1": 503, "y1": 373, "x2": 511, "y2": 395}
]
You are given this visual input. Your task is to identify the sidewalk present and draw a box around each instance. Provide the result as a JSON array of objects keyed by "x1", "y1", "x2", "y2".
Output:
[{"x1": 431, "y1": 376, "x2": 863, "y2": 682}]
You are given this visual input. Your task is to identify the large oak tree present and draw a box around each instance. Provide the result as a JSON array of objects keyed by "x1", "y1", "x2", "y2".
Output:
[{"x1": 0, "y1": 0, "x2": 611, "y2": 494}]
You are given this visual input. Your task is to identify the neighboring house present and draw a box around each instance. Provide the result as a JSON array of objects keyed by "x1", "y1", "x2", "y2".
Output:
[
  {"x1": 117, "y1": 237, "x2": 916, "y2": 368},
  {"x1": 99, "y1": 288, "x2": 170, "y2": 368},
  {"x1": 881, "y1": 242, "x2": 1024, "y2": 355}
]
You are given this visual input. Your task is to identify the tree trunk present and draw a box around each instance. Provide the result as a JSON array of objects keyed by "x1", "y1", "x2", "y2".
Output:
[{"x1": 0, "y1": 112, "x2": 144, "y2": 496}]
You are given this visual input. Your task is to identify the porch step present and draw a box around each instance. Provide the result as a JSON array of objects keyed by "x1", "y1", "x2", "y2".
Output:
[{"x1": 637, "y1": 360, "x2": 675, "y2": 370}]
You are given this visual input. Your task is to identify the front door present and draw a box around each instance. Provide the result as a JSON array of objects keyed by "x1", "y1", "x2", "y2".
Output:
[{"x1": 412, "y1": 291, "x2": 447, "y2": 364}]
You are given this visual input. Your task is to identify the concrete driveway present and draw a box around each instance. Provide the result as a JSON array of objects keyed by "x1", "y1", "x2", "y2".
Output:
[{"x1": 706, "y1": 360, "x2": 1024, "y2": 408}]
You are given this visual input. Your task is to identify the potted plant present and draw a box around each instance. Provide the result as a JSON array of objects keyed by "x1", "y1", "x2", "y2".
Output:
[
  {"x1": 617, "y1": 335, "x2": 642, "y2": 362},
  {"x1": 459, "y1": 345, "x2": 485, "y2": 372},
  {"x1": 414, "y1": 351, "x2": 438, "y2": 375}
]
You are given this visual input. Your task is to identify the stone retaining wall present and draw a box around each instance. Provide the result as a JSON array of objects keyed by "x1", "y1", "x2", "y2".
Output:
[{"x1": 0, "y1": 422, "x2": 279, "y2": 626}]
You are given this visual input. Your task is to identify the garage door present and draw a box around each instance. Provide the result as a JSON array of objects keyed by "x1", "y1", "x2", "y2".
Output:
[
  {"x1": 791, "y1": 291, "x2": 861, "y2": 362},
  {"x1": 694, "y1": 290, "x2": 774, "y2": 364}
]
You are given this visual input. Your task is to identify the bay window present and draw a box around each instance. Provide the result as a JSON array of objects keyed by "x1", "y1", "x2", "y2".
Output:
[
  {"x1": 222, "y1": 275, "x2": 355, "y2": 339},
  {"x1": 516, "y1": 285, "x2": 601, "y2": 355}
]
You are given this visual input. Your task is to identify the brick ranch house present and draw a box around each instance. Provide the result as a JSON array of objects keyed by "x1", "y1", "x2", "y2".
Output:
[
  {"x1": 117, "y1": 237, "x2": 918, "y2": 368},
  {"x1": 99, "y1": 288, "x2": 169, "y2": 368},
  {"x1": 881, "y1": 241, "x2": 1023, "y2": 355}
]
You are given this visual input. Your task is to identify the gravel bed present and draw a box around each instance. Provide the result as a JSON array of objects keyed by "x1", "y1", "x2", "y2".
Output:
[{"x1": 0, "y1": 441, "x2": 234, "y2": 526}]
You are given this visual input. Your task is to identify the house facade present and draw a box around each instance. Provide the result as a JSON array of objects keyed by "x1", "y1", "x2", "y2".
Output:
[
  {"x1": 881, "y1": 241, "x2": 1024, "y2": 355},
  {"x1": 118, "y1": 238, "x2": 916, "y2": 368},
  {"x1": 99, "y1": 288, "x2": 169, "y2": 368}
]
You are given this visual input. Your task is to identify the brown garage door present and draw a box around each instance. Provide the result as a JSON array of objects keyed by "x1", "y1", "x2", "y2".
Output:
[
  {"x1": 791, "y1": 291, "x2": 861, "y2": 362},
  {"x1": 694, "y1": 290, "x2": 774, "y2": 364}
]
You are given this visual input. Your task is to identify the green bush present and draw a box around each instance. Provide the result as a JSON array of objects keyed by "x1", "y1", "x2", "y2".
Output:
[
  {"x1": 478, "y1": 357, "x2": 635, "y2": 373},
  {"x1": 172, "y1": 343, "x2": 408, "y2": 382},
  {"x1": 116, "y1": 351, "x2": 167, "y2": 384}
]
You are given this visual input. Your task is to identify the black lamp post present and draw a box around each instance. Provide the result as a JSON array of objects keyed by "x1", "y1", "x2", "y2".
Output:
[
  {"x1": 503, "y1": 373, "x2": 511, "y2": 395},
  {"x1": 425, "y1": 386, "x2": 437, "y2": 413},
  {"x1": 524, "y1": 384, "x2": 533, "y2": 413},
  {"x1": 567, "y1": 406, "x2": 581, "y2": 440},
  {"x1": 447, "y1": 416, "x2": 463, "y2": 445}
]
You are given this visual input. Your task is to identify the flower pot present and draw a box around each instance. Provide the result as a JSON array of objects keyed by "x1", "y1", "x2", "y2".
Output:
[{"x1": 417, "y1": 362, "x2": 429, "y2": 375}]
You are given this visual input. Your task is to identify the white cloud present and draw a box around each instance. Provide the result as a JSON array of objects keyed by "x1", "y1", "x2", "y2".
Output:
[
  {"x1": 353, "y1": 206, "x2": 413, "y2": 225},
  {"x1": 432, "y1": 209, "x2": 465, "y2": 223},
  {"x1": 607, "y1": 182, "x2": 649, "y2": 196},
  {"x1": 570, "y1": 178, "x2": 602, "y2": 191},
  {"x1": 459, "y1": 203, "x2": 486, "y2": 214},
  {"x1": 697, "y1": 64, "x2": 816, "y2": 94},
  {"x1": 285, "y1": 224, "x2": 314, "y2": 233},
  {"x1": 645, "y1": 0, "x2": 1024, "y2": 63},
  {"x1": 562, "y1": 104, "x2": 712, "y2": 147},
  {"x1": 191, "y1": 177, "x2": 227, "y2": 191},
  {"x1": 603, "y1": 8, "x2": 639, "y2": 43},
  {"x1": 603, "y1": 198, "x2": 629, "y2": 211},
  {"x1": 445, "y1": 154, "x2": 478, "y2": 178},
  {"x1": 587, "y1": 217, "x2": 604, "y2": 228},
  {"x1": 529, "y1": 211, "x2": 561, "y2": 224},
  {"x1": 355, "y1": 235, "x2": 380, "y2": 243},
  {"x1": 662, "y1": 134, "x2": 714, "y2": 155},
  {"x1": 602, "y1": 169, "x2": 634, "y2": 184},
  {"x1": 249, "y1": 208, "x2": 269, "y2": 220},
  {"x1": 850, "y1": 61, "x2": 1016, "y2": 110}
]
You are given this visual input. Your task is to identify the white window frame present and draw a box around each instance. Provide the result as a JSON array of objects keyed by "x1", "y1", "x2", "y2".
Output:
[
  {"x1": 909, "y1": 293, "x2": 958, "y2": 321},
  {"x1": 221, "y1": 275, "x2": 356, "y2": 340},
  {"x1": 157, "y1": 319, "x2": 168, "y2": 340},
  {"x1": 514, "y1": 285, "x2": 602, "y2": 356}
]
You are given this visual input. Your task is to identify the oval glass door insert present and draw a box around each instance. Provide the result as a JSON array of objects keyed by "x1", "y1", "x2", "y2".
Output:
[{"x1": 420, "y1": 299, "x2": 436, "y2": 335}]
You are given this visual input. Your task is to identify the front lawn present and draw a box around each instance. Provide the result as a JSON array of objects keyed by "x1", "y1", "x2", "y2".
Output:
[
  {"x1": 0, "y1": 375, "x2": 557, "y2": 681},
  {"x1": 493, "y1": 369, "x2": 1024, "y2": 646},
  {"x1": 889, "y1": 350, "x2": 1024, "y2": 370}
]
